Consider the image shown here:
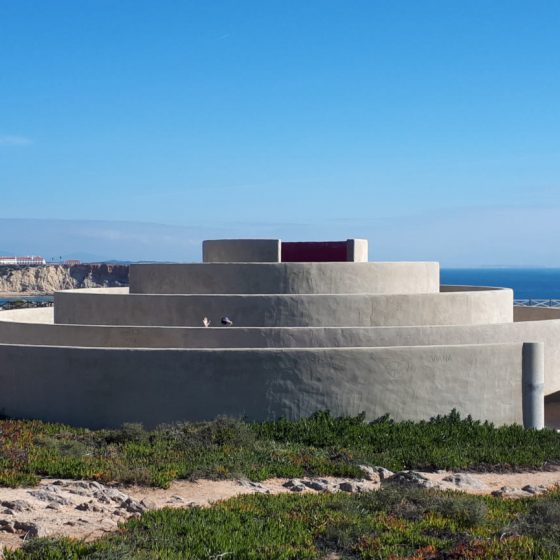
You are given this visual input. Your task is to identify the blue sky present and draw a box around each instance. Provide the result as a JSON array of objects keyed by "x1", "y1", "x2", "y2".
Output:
[{"x1": 1, "y1": 1, "x2": 559, "y2": 263}]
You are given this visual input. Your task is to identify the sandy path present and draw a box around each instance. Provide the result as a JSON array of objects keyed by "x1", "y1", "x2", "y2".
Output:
[{"x1": 1, "y1": 469, "x2": 560, "y2": 553}]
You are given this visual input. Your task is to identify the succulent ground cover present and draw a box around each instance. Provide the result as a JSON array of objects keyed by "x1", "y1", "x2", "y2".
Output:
[
  {"x1": 5, "y1": 486, "x2": 560, "y2": 559},
  {"x1": 2, "y1": 411, "x2": 560, "y2": 488}
]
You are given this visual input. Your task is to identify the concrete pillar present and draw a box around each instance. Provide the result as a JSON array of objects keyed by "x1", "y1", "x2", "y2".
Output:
[
  {"x1": 522, "y1": 342, "x2": 545, "y2": 429},
  {"x1": 346, "y1": 239, "x2": 368, "y2": 262}
]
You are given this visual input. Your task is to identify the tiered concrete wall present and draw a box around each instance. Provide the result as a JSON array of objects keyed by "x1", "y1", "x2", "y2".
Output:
[
  {"x1": 129, "y1": 262, "x2": 440, "y2": 295},
  {"x1": 54, "y1": 288, "x2": 513, "y2": 327},
  {"x1": 3, "y1": 305, "x2": 560, "y2": 395},
  {"x1": 0, "y1": 236, "x2": 553, "y2": 428},
  {"x1": 0, "y1": 342, "x2": 525, "y2": 429}
]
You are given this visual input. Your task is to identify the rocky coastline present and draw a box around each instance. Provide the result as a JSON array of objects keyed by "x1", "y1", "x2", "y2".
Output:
[{"x1": 0, "y1": 264, "x2": 129, "y2": 296}]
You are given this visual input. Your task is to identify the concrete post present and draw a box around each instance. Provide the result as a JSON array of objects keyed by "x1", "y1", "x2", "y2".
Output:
[
  {"x1": 346, "y1": 239, "x2": 368, "y2": 262},
  {"x1": 522, "y1": 342, "x2": 545, "y2": 429}
]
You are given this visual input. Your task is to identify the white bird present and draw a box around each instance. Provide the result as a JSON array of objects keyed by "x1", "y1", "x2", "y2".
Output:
[{"x1": 202, "y1": 317, "x2": 211, "y2": 327}]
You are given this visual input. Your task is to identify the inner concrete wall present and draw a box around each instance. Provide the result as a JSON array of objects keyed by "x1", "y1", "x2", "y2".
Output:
[
  {"x1": 0, "y1": 342, "x2": 524, "y2": 429},
  {"x1": 203, "y1": 239, "x2": 281, "y2": 263},
  {"x1": 130, "y1": 262, "x2": 440, "y2": 295},
  {"x1": 53, "y1": 288, "x2": 514, "y2": 327}
]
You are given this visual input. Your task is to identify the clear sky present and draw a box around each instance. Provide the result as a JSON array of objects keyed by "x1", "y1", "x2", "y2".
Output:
[{"x1": 1, "y1": 1, "x2": 559, "y2": 264}]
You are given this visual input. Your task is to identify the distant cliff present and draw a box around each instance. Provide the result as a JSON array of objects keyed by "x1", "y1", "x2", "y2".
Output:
[{"x1": 0, "y1": 264, "x2": 129, "y2": 294}]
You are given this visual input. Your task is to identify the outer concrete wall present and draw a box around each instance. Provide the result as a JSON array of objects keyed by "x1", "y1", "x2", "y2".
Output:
[
  {"x1": 129, "y1": 262, "x2": 440, "y2": 295},
  {"x1": 203, "y1": 239, "x2": 281, "y2": 263},
  {"x1": 0, "y1": 343, "x2": 524, "y2": 429},
  {"x1": 54, "y1": 288, "x2": 514, "y2": 327},
  {"x1": 7, "y1": 304, "x2": 560, "y2": 396}
]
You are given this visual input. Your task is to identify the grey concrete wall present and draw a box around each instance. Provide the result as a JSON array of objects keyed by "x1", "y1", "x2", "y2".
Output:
[
  {"x1": 0, "y1": 342, "x2": 524, "y2": 428},
  {"x1": 7, "y1": 304, "x2": 560, "y2": 397},
  {"x1": 203, "y1": 239, "x2": 281, "y2": 263},
  {"x1": 346, "y1": 239, "x2": 368, "y2": 262},
  {"x1": 129, "y1": 262, "x2": 440, "y2": 295},
  {"x1": 53, "y1": 288, "x2": 513, "y2": 328}
]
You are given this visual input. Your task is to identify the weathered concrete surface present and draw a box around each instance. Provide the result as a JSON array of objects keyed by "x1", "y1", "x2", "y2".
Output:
[
  {"x1": 203, "y1": 239, "x2": 281, "y2": 263},
  {"x1": 0, "y1": 343, "x2": 524, "y2": 428},
  {"x1": 522, "y1": 342, "x2": 545, "y2": 429},
  {"x1": 4, "y1": 304, "x2": 560, "y2": 397},
  {"x1": 130, "y1": 262, "x2": 439, "y2": 295},
  {"x1": 347, "y1": 239, "x2": 368, "y2": 262},
  {"x1": 54, "y1": 288, "x2": 513, "y2": 327}
]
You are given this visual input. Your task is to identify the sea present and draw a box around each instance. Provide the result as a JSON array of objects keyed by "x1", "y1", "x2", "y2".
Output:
[{"x1": 0, "y1": 295, "x2": 54, "y2": 307}]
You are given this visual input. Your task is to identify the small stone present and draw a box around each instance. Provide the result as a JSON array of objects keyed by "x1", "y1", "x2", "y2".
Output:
[
  {"x1": 301, "y1": 479, "x2": 331, "y2": 492},
  {"x1": 338, "y1": 481, "x2": 366, "y2": 493},
  {"x1": 0, "y1": 500, "x2": 33, "y2": 513},
  {"x1": 522, "y1": 484, "x2": 548, "y2": 495},
  {"x1": 442, "y1": 473, "x2": 487, "y2": 490},
  {"x1": 358, "y1": 466, "x2": 380, "y2": 482},
  {"x1": 140, "y1": 499, "x2": 156, "y2": 511},
  {"x1": 76, "y1": 501, "x2": 106, "y2": 513},
  {"x1": 0, "y1": 519, "x2": 16, "y2": 533},
  {"x1": 121, "y1": 497, "x2": 149, "y2": 514},
  {"x1": 46, "y1": 502, "x2": 62, "y2": 511},
  {"x1": 359, "y1": 465, "x2": 393, "y2": 482},
  {"x1": 167, "y1": 495, "x2": 184, "y2": 503},
  {"x1": 237, "y1": 480, "x2": 270, "y2": 493},
  {"x1": 14, "y1": 521, "x2": 50, "y2": 538},
  {"x1": 101, "y1": 488, "x2": 129, "y2": 504},
  {"x1": 385, "y1": 471, "x2": 437, "y2": 489},
  {"x1": 374, "y1": 467, "x2": 394, "y2": 480},
  {"x1": 283, "y1": 479, "x2": 306, "y2": 492},
  {"x1": 491, "y1": 486, "x2": 520, "y2": 497},
  {"x1": 28, "y1": 490, "x2": 72, "y2": 506}
]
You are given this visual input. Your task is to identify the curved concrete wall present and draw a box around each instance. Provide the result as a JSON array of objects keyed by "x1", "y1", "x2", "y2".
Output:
[
  {"x1": 130, "y1": 262, "x2": 440, "y2": 295},
  {"x1": 4, "y1": 307, "x2": 560, "y2": 395},
  {"x1": 53, "y1": 288, "x2": 514, "y2": 327},
  {"x1": 0, "y1": 342, "x2": 524, "y2": 428}
]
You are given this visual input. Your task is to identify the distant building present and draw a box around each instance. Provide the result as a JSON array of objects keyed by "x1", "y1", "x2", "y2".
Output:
[
  {"x1": 63, "y1": 260, "x2": 81, "y2": 266},
  {"x1": 0, "y1": 256, "x2": 46, "y2": 266}
]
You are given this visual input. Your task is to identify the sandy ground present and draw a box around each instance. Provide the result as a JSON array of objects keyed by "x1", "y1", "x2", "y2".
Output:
[{"x1": 1, "y1": 469, "x2": 560, "y2": 554}]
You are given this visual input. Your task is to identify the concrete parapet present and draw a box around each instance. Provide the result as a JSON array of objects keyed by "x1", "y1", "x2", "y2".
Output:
[
  {"x1": 346, "y1": 239, "x2": 368, "y2": 262},
  {"x1": 53, "y1": 288, "x2": 514, "y2": 328},
  {"x1": 203, "y1": 239, "x2": 281, "y2": 263},
  {"x1": 129, "y1": 262, "x2": 439, "y2": 295},
  {"x1": 0, "y1": 342, "x2": 524, "y2": 428}
]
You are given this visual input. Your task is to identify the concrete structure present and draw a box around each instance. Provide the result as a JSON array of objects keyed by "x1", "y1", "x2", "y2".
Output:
[{"x1": 0, "y1": 238, "x2": 556, "y2": 429}]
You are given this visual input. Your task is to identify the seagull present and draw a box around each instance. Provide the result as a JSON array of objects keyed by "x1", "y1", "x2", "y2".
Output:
[
  {"x1": 202, "y1": 317, "x2": 211, "y2": 327},
  {"x1": 221, "y1": 316, "x2": 233, "y2": 327}
]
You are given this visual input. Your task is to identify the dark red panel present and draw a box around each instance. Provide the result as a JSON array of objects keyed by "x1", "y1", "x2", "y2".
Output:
[{"x1": 281, "y1": 241, "x2": 348, "y2": 262}]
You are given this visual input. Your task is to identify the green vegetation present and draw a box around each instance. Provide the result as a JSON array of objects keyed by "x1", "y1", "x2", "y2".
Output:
[
  {"x1": 2, "y1": 411, "x2": 560, "y2": 488},
  {"x1": 6, "y1": 487, "x2": 560, "y2": 559}
]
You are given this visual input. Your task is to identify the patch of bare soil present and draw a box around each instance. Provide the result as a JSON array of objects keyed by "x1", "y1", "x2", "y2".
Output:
[{"x1": 1, "y1": 467, "x2": 559, "y2": 553}]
